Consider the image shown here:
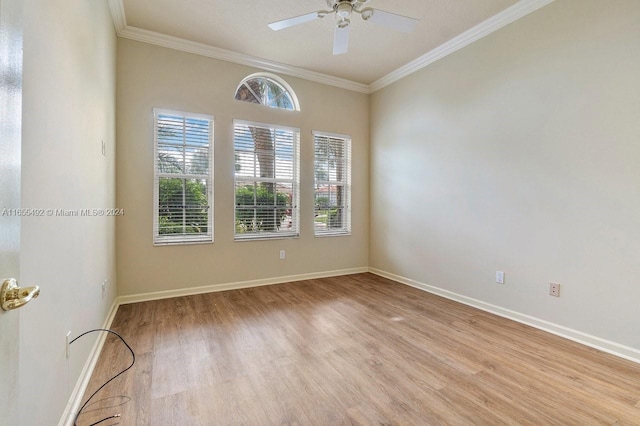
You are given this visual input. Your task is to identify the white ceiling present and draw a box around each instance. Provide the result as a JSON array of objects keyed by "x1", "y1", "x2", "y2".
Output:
[{"x1": 114, "y1": 0, "x2": 546, "y2": 89}]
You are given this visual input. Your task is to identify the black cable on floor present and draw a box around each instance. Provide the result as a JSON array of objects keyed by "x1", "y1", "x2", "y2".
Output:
[{"x1": 70, "y1": 329, "x2": 135, "y2": 426}]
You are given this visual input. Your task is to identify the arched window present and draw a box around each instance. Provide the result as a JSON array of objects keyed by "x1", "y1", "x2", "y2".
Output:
[{"x1": 234, "y1": 73, "x2": 300, "y2": 111}]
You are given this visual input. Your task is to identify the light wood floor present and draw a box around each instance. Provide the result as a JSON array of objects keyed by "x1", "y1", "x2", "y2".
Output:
[{"x1": 80, "y1": 273, "x2": 640, "y2": 425}]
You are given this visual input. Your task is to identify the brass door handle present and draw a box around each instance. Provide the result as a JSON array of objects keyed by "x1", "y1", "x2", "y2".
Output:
[{"x1": 1, "y1": 278, "x2": 40, "y2": 311}]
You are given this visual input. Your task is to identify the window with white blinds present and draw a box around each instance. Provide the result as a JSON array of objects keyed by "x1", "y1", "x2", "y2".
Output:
[
  {"x1": 153, "y1": 108, "x2": 213, "y2": 245},
  {"x1": 314, "y1": 131, "x2": 351, "y2": 236},
  {"x1": 234, "y1": 120, "x2": 300, "y2": 240}
]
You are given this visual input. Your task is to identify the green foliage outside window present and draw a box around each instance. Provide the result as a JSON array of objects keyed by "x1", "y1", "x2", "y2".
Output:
[
  {"x1": 235, "y1": 184, "x2": 289, "y2": 233},
  {"x1": 158, "y1": 178, "x2": 209, "y2": 235}
]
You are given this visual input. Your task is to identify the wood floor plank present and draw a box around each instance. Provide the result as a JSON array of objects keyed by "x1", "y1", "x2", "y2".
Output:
[{"x1": 79, "y1": 273, "x2": 640, "y2": 425}]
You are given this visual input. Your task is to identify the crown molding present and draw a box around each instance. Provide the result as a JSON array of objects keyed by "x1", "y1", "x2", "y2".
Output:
[
  {"x1": 107, "y1": 0, "x2": 554, "y2": 95},
  {"x1": 118, "y1": 25, "x2": 370, "y2": 93},
  {"x1": 107, "y1": 0, "x2": 126, "y2": 34},
  {"x1": 369, "y1": 0, "x2": 555, "y2": 92}
]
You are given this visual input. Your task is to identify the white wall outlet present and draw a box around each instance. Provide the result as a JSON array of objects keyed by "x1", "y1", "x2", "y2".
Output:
[
  {"x1": 496, "y1": 271, "x2": 505, "y2": 284},
  {"x1": 279, "y1": 250, "x2": 285, "y2": 260},
  {"x1": 550, "y1": 282, "x2": 560, "y2": 297},
  {"x1": 66, "y1": 331, "x2": 71, "y2": 359}
]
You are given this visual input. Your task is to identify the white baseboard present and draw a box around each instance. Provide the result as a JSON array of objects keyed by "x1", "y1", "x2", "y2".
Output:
[
  {"x1": 58, "y1": 299, "x2": 120, "y2": 426},
  {"x1": 369, "y1": 268, "x2": 640, "y2": 364},
  {"x1": 117, "y1": 267, "x2": 369, "y2": 305}
]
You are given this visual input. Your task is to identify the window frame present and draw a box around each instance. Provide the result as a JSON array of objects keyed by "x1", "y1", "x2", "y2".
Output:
[
  {"x1": 313, "y1": 130, "x2": 352, "y2": 237},
  {"x1": 234, "y1": 72, "x2": 300, "y2": 112},
  {"x1": 153, "y1": 108, "x2": 214, "y2": 246},
  {"x1": 233, "y1": 119, "x2": 300, "y2": 241}
]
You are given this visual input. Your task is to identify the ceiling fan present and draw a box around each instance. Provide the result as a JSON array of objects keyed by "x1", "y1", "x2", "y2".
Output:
[{"x1": 268, "y1": 0, "x2": 419, "y2": 55}]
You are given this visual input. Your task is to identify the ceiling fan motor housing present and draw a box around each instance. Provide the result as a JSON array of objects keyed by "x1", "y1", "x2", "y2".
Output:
[
  {"x1": 336, "y1": 2, "x2": 353, "y2": 18},
  {"x1": 335, "y1": 1, "x2": 352, "y2": 27}
]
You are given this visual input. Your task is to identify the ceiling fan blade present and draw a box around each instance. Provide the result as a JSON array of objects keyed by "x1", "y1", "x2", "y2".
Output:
[
  {"x1": 333, "y1": 25, "x2": 350, "y2": 55},
  {"x1": 268, "y1": 12, "x2": 323, "y2": 31},
  {"x1": 365, "y1": 9, "x2": 419, "y2": 33}
]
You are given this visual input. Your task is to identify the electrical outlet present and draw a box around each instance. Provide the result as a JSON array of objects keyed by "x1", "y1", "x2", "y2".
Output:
[
  {"x1": 496, "y1": 271, "x2": 505, "y2": 284},
  {"x1": 66, "y1": 331, "x2": 71, "y2": 359},
  {"x1": 550, "y1": 282, "x2": 560, "y2": 297},
  {"x1": 279, "y1": 250, "x2": 285, "y2": 260},
  {"x1": 102, "y1": 279, "x2": 107, "y2": 299}
]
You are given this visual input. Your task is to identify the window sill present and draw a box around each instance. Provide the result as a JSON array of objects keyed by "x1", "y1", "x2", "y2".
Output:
[
  {"x1": 314, "y1": 231, "x2": 351, "y2": 238},
  {"x1": 153, "y1": 237, "x2": 213, "y2": 246},
  {"x1": 234, "y1": 233, "x2": 300, "y2": 242}
]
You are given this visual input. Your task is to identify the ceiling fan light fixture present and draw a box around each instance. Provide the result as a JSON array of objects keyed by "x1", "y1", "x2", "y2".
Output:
[
  {"x1": 337, "y1": 17, "x2": 350, "y2": 28},
  {"x1": 360, "y1": 7, "x2": 374, "y2": 21}
]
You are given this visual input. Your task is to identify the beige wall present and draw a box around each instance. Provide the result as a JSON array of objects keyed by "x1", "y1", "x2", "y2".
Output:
[
  {"x1": 21, "y1": 0, "x2": 116, "y2": 423},
  {"x1": 116, "y1": 39, "x2": 369, "y2": 296},
  {"x1": 370, "y1": 0, "x2": 640, "y2": 351}
]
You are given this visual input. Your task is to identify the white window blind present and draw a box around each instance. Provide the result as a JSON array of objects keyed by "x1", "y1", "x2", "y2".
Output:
[
  {"x1": 313, "y1": 131, "x2": 351, "y2": 236},
  {"x1": 153, "y1": 108, "x2": 213, "y2": 245},
  {"x1": 234, "y1": 120, "x2": 300, "y2": 240}
]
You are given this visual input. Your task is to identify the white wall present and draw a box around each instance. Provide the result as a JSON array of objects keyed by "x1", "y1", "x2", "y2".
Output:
[
  {"x1": 370, "y1": 0, "x2": 640, "y2": 352},
  {"x1": 21, "y1": 0, "x2": 116, "y2": 423},
  {"x1": 116, "y1": 39, "x2": 369, "y2": 296}
]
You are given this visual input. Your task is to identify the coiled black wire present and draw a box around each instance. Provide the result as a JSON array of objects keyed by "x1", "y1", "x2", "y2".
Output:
[{"x1": 70, "y1": 329, "x2": 135, "y2": 426}]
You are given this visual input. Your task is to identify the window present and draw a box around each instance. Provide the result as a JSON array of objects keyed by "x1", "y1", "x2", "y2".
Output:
[
  {"x1": 234, "y1": 120, "x2": 300, "y2": 240},
  {"x1": 234, "y1": 73, "x2": 300, "y2": 111},
  {"x1": 314, "y1": 131, "x2": 351, "y2": 236},
  {"x1": 153, "y1": 108, "x2": 213, "y2": 245}
]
